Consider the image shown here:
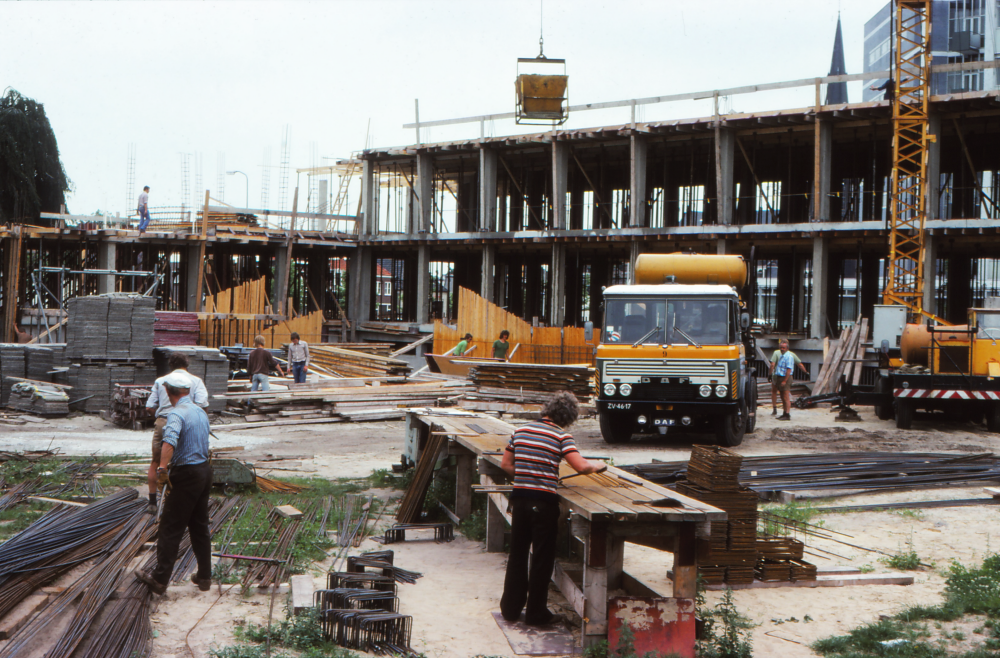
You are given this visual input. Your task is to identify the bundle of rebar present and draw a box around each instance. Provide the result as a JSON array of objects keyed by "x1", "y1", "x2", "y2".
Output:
[
  {"x1": 169, "y1": 496, "x2": 240, "y2": 583},
  {"x1": 320, "y1": 609, "x2": 413, "y2": 654},
  {"x1": 315, "y1": 588, "x2": 398, "y2": 613},
  {"x1": 623, "y1": 451, "x2": 1000, "y2": 495},
  {"x1": 395, "y1": 434, "x2": 447, "y2": 523},
  {"x1": 346, "y1": 552, "x2": 422, "y2": 584},
  {"x1": 0, "y1": 477, "x2": 52, "y2": 511},
  {"x1": 336, "y1": 494, "x2": 373, "y2": 547},
  {"x1": 383, "y1": 523, "x2": 454, "y2": 544}
]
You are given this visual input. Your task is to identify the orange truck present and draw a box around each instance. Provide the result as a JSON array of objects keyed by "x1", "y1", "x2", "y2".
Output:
[{"x1": 595, "y1": 253, "x2": 758, "y2": 445}]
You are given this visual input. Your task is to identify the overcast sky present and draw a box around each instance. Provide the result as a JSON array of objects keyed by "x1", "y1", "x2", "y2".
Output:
[{"x1": 2, "y1": 0, "x2": 881, "y2": 218}]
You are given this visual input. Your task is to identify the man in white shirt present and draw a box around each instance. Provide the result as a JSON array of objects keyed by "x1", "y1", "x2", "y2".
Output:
[
  {"x1": 145, "y1": 352, "x2": 209, "y2": 511},
  {"x1": 288, "y1": 332, "x2": 310, "y2": 384},
  {"x1": 138, "y1": 186, "x2": 151, "y2": 234}
]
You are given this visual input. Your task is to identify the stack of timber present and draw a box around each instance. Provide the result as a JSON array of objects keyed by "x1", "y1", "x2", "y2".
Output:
[
  {"x1": 219, "y1": 380, "x2": 471, "y2": 427},
  {"x1": 755, "y1": 537, "x2": 815, "y2": 582},
  {"x1": 108, "y1": 384, "x2": 155, "y2": 430},
  {"x1": 676, "y1": 446, "x2": 759, "y2": 586},
  {"x1": 6, "y1": 381, "x2": 69, "y2": 417},
  {"x1": 319, "y1": 343, "x2": 393, "y2": 357},
  {"x1": 468, "y1": 362, "x2": 595, "y2": 398},
  {"x1": 153, "y1": 346, "x2": 228, "y2": 413},
  {"x1": 812, "y1": 317, "x2": 870, "y2": 396},
  {"x1": 309, "y1": 345, "x2": 411, "y2": 379},
  {"x1": 0, "y1": 345, "x2": 26, "y2": 406},
  {"x1": 153, "y1": 311, "x2": 201, "y2": 346}
]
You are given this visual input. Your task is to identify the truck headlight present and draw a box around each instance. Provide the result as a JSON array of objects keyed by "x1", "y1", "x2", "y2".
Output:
[
  {"x1": 715, "y1": 385, "x2": 727, "y2": 398},
  {"x1": 699, "y1": 385, "x2": 712, "y2": 397},
  {"x1": 619, "y1": 383, "x2": 632, "y2": 397},
  {"x1": 603, "y1": 383, "x2": 616, "y2": 396}
]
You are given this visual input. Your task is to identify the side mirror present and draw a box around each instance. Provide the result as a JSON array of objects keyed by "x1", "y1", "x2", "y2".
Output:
[
  {"x1": 584, "y1": 321, "x2": 594, "y2": 341},
  {"x1": 740, "y1": 312, "x2": 751, "y2": 329}
]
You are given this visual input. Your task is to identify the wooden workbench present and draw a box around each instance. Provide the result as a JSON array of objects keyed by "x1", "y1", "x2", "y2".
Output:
[{"x1": 404, "y1": 409, "x2": 725, "y2": 644}]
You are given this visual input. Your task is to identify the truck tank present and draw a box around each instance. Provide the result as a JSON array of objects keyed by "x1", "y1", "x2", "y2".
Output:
[{"x1": 634, "y1": 253, "x2": 747, "y2": 287}]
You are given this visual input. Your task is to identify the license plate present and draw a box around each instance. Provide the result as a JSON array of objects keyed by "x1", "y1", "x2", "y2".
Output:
[{"x1": 607, "y1": 402, "x2": 632, "y2": 410}]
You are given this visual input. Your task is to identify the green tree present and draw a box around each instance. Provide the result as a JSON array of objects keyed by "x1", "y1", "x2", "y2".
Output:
[{"x1": 0, "y1": 88, "x2": 71, "y2": 222}]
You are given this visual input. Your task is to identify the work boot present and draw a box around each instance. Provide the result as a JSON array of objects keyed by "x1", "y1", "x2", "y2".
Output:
[
  {"x1": 191, "y1": 574, "x2": 212, "y2": 592},
  {"x1": 135, "y1": 570, "x2": 167, "y2": 595},
  {"x1": 778, "y1": 413, "x2": 791, "y2": 421}
]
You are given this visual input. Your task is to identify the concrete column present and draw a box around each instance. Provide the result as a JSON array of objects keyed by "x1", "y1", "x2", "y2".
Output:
[
  {"x1": 551, "y1": 141, "x2": 569, "y2": 229},
  {"x1": 416, "y1": 153, "x2": 434, "y2": 233},
  {"x1": 927, "y1": 113, "x2": 942, "y2": 220},
  {"x1": 481, "y1": 244, "x2": 495, "y2": 303},
  {"x1": 923, "y1": 234, "x2": 937, "y2": 316},
  {"x1": 185, "y1": 245, "x2": 202, "y2": 312},
  {"x1": 549, "y1": 243, "x2": 566, "y2": 327},
  {"x1": 810, "y1": 236, "x2": 829, "y2": 338},
  {"x1": 716, "y1": 238, "x2": 726, "y2": 255},
  {"x1": 628, "y1": 242, "x2": 641, "y2": 285},
  {"x1": 416, "y1": 245, "x2": 430, "y2": 324},
  {"x1": 348, "y1": 247, "x2": 372, "y2": 323},
  {"x1": 716, "y1": 129, "x2": 736, "y2": 225},
  {"x1": 97, "y1": 242, "x2": 117, "y2": 295},
  {"x1": 479, "y1": 147, "x2": 498, "y2": 231},
  {"x1": 272, "y1": 246, "x2": 288, "y2": 313},
  {"x1": 814, "y1": 120, "x2": 833, "y2": 221},
  {"x1": 361, "y1": 159, "x2": 376, "y2": 235},
  {"x1": 630, "y1": 133, "x2": 648, "y2": 227}
]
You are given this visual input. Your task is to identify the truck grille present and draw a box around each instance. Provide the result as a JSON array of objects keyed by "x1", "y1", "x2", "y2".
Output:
[
  {"x1": 603, "y1": 359, "x2": 728, "y2": 379},
  {"x1": 632, "y1": 384, "x2": 697, "y2": 400}
]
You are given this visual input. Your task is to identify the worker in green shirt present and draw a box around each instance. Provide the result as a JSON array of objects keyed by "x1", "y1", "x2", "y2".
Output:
[
  {"x1": 493, "y1": 330, "x2": 511, "y2": 360},
  {"x1": 452, "y1": 333, "x2": 473, "y2": 356}
]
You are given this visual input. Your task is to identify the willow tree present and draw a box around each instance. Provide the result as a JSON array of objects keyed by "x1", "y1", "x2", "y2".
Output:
[{"x1": 0, "y1": 88, "x2": 70, "y2": 222}]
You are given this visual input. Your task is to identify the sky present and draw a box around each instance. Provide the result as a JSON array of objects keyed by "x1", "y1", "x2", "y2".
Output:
[{"x1": 2, "y1": 0, "x2": 882, "y2": 218}]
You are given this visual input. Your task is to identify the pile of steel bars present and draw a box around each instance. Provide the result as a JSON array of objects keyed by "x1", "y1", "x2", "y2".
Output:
[
  {"x1": 169, "y1": 496, "x2": 240, "y2": 583},
  {"x1": 622, "y1": 452, "x2": 1000, "y2": 495}
]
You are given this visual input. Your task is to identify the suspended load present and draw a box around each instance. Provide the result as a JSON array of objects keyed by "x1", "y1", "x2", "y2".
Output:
[{"x1": 515, "y1": 55, "x2": 568, "y2": 125}]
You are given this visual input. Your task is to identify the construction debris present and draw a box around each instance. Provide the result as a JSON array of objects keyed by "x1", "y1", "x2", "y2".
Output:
[
  {"x1": 6, "y1": 381, "x2": 69, "y2": 417},
  {"x1": 107, "y1": 384, "x2": 155, "y2": 429}
]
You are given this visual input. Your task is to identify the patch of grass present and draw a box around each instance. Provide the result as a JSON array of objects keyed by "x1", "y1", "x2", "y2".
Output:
[
  {"x1": 881, "y1": 531, "x2": 924, "y2": 571},
  {"x1": 891, "y1": 508, "x2": 926, "y2": 520},
  {"x1": 760, "y1": 500, "x2": 825, "y2": 536},
  {"x1": 234, "y1": 608, "x2": 345, "y2": 654},
  {"x1": 814, "y1": 553, "x2": 1000, "y2": 657},
  {"x1": 0, "y1": 501, "x2": 50, "y2": 541}
]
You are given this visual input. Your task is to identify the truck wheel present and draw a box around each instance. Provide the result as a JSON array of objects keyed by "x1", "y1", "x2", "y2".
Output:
[
  {"x1": 874, "y1": 377, "x2": 894, "y2": 421},
  {"x1": 599, "y1": 412, "x2": 633, "y2": 444},
  {"x1": 716, "y1": 399, "x2": 747, "y2": 447},
  {"x1": 896, "y1": 399, "x2": 914, "y2": 430},
  {"x1": 986, "y1": 405, "x2": 1000, "y2": 433},
  {"x1": 745, "y1": 378, "x2": 759, "y2": 434}
]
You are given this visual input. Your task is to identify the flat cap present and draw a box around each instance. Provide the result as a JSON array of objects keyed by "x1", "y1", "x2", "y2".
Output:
[{"x1": 163, "y1": 371, "x2": 193, "y2": 389}]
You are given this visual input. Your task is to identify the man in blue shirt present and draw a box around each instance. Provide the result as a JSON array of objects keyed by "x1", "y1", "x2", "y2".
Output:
[
  {"x1": 135, "y1": 371, "x2": 214, "y2": 595},
  {"x1": 772, "y1": 342, "x2": 798, "y2": 421}
]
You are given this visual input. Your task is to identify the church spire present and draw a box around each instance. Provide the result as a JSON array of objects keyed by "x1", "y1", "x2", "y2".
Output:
[{"x1": 827, "y1": 14, "x2": 848, "y2": 104}]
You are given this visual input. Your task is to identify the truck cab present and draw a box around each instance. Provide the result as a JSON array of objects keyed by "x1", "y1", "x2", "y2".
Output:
[{"x1": 595, "y1": 254, "x2": 756, "y2": 445}]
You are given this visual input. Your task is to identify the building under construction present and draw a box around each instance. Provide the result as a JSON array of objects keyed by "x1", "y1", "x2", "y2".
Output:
[{"x1": 4, "y1": 67, "x2": 1000, "y2": 375}]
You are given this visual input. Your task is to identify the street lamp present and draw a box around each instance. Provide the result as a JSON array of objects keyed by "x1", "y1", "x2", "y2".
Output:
[{"x1": 226, "y1": 170, "x2": 248, "y2": 210}]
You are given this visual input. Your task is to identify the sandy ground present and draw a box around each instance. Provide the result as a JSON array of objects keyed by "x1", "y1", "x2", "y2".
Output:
[{"x1": 1, "y1": 402, "x2": 999, "y2": 657}]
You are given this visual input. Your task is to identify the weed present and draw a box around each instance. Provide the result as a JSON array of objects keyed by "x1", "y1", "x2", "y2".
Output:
[
  {"x1": 891, "y1": 508, "x2": 926, "y2": 520},
  {"x1": 235, "y1": 608, "x2": 342, "y2": 653},
  {"x1": 760, "y1": 500, "x2": 825, "y2": 536},
  {"x1": 881, "y1": 530, "x2": 923, "y2": 571},
  {"x1": 859, "y1": 563, "x2": 875, "y2": 573},
  {"x1": 697, "y1": 588, "x2": 754, "y2": 658},
  {"x1": 459, "y1": 509, "x2": 487, "y2": 542},
  {"x1": 580, "y1": 624, "x2": 682, "y2": 658}
]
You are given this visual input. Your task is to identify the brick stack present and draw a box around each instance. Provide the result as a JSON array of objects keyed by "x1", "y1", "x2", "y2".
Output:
[{"x1": 676, "y1": 445, "x2": 759, "y2": 586}]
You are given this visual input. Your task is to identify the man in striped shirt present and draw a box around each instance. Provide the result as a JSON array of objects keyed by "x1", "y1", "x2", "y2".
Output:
[{"x1": 499, "y1": 391, "x2": 606, "y2": 626}]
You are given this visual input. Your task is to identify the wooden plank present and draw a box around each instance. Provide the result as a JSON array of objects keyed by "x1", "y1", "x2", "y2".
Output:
[
  {"x1": 851, "y1": 318, "x2": 869, "y2": 387},
  {"x1": 27, "y1": 496, "x2": 88, "y2": 507},
  {"x1": 704, "y1": 572, "x2": 915, "y2": 590},
  {"x1": 390, "y1": 333, "x2": 434, "y2": 357},
  {"x1": 290, "y1": 574, "x2": 315, "y2": 614},
  {"x1": 274, "y1": 505, "x2": 304, "y2": 519}
]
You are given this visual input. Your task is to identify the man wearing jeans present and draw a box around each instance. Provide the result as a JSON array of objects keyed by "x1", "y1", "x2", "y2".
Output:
[
  {"x1": 248, "y1": 335, "x2": 284, "y2": 392},
  {"x1": 135, "y1": 371, "x2": 213, "y2": 595},
  {"x1": 288, "y1": 332, "x2": 309, "y2": 384},
  {"x1": 137, "y1": 186, "x2": 151, "y2": 233}
]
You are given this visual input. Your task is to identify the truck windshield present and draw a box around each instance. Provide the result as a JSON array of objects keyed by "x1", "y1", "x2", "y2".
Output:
[
  {"x1": 602, "y1": 299, "x2": 667, "y2": 344},
  {"x1": 603, "y1": 297, "x2": 732, "y2": 345}
]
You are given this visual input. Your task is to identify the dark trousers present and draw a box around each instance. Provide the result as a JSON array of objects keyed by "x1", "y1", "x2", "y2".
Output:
[
  {"x1": 152, "y1": 462, "x2": 213, "y2": 586},
  {"x1": 500, "y1": 497, "x2": 560, "y2": 624},
  {"x1": 292, "y1": 362, "x2": 306, "y2": 383}
]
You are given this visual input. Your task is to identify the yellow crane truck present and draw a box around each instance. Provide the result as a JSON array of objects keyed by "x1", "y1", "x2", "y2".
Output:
[{"x1": 595, "y1": 253, "x2": 757, "y2": 445}]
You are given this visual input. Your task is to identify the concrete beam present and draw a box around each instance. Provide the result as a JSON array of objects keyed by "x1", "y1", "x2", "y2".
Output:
[
  {"x1": 416, "y1": 245, "x2": 430, "y2": 324},
  {"x1": 481, "y1": 244, "x2": 495, "y2": 303},
  {"x1": 362, "y1": 159, "x2": 376, "y2": 235},
  {"x1": 96, "y1": 242, "x2": 116, "y2": 295},
  {"x1": 630, "y1": 133, "x2": 648, "y2": 227},
  {"x1": 813, "y1": 120, "x2": 833, "y2": 221},
  {"x1": 716, "y1": 129, "x2": 735, "y2": 225},
  {"x1": 348, "y1": 246, "x2": 372, "y2": 323},
  {"x1": 549, "y1": 243, "x2": 566, "y2": 326},
  {"x1": 927, "y1": 112, "x2": 941, "y2": 220},
  {"x1": 416, "y1": 153, "x2": 434, "y2": 233},
  {"x1": 923, "y1": 234, "x2": 937, "y2": 315},
  {"x1": 185, "y1": 245, "x2": 202, "y2": 312},
  {"x1": 552, "y1": 141, "x2": 569, "y2": 229},
  {"x1": 810, "y1": 236, "x2": 828, "y2": 338},
  {"x1": 479, "y1": 147, "x2": 498, "y2": 231}
]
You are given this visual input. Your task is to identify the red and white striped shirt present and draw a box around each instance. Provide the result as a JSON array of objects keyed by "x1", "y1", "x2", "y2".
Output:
[{"x1": 506, "y1": 419, "x2": 579, "y2": 499}]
